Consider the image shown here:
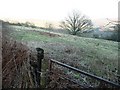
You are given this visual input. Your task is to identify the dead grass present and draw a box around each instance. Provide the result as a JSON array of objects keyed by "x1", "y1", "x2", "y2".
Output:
[
  {"x1": 2, "y1": 24, "x2": 35, "y2": 88},
  {"x1": 2, "y1": 38, "x2": 30, "y2": 88}
]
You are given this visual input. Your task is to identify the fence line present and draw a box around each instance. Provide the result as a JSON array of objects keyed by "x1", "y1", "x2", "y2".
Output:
[
  {"x1": 30, "y1": 48, "x2": 120, "y2": 88},
  {"x1": 49, "y1": 59, "x2": 120, "y2": 88}
]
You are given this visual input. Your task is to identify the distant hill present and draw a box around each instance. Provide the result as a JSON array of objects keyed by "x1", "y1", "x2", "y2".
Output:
[{"x1": 0, "y1": 18, "x2": 117, "y2": 28}]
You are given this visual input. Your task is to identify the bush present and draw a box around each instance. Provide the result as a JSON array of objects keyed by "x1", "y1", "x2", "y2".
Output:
[{"x1": 93, "y1": 34, "x2": 99, "y2": 38}]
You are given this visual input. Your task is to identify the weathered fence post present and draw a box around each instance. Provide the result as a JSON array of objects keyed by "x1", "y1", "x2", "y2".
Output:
[{"x1": 36, "y1": 48, "x2": 44, "y2": 87}]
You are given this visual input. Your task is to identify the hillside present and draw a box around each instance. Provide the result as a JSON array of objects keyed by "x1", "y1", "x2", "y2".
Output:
[{"x1": 5, "y1": 25, "x2": 118, "y2": 84}]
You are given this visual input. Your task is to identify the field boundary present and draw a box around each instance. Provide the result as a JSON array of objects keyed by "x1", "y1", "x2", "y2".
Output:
[{"x1": 49, "y1": 59, "x2": 120, "y2": 88}]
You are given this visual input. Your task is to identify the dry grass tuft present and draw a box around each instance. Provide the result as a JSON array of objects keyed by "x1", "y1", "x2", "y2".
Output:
[{"x1": 2, "y1": 24, "x2": 35, "y2": 88}]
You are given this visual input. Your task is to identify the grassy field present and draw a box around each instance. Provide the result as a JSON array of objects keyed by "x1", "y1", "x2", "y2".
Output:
[{"x1": 6, "y1": 25, "x2": 118, "y2": 83}]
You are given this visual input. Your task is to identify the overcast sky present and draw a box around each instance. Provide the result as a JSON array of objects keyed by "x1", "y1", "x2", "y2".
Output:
[{"x1": 0, "y1": 0, "x2": 119, "y2": 22}]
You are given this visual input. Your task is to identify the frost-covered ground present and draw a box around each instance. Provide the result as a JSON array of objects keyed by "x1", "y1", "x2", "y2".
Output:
[{"x1": 6, "y1": 25, "x2": 119, "y2": 84}]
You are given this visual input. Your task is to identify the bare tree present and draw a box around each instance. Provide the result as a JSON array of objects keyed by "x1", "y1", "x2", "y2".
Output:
[
  {"x1": 106, "y1": 18, "x2": 120, "y2": 31},
  {"x1": 60, "y1": 11, "x2": 93, "y2": 35},
  {"x1": 104, "y1": 18, "x2": 120, "y2": 41}
]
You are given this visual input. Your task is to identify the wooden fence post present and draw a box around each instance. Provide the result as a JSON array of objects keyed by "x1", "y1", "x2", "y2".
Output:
[{"x1": 36, "y1": 48, "x2": 44, "y2": 88}]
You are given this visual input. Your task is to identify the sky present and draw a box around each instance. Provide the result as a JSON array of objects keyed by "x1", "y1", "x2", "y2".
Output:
[{"x1": 0, "y1": 0, "x2": 119, "y2": 26}]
